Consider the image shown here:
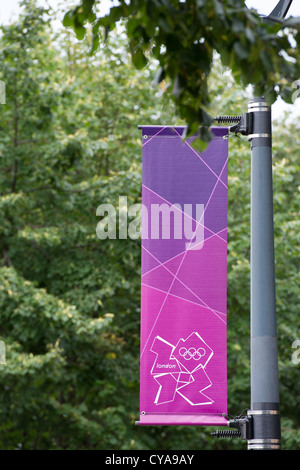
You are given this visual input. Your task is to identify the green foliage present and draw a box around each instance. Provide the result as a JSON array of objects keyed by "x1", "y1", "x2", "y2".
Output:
[
  {"x1": 0, "y1": 0, "x2": 299, "y2": 451},
  {"x1": 63, "y1": 0, "x2": 300, "y2": 140},
  {"x1": 0, "y1": 0, "x2": 178, "y2": 450}
]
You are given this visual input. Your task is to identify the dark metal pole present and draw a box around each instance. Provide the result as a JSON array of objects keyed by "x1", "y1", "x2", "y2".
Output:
[
  {"x1": 211, "y1": 0, "x2": 294, "y2": 448},
  {"x1": 268, "y1": 0, "x2": 293, "y2": 22},
  {"x1": 247, "y1": 97, "x2": 281, "y2": 450}
]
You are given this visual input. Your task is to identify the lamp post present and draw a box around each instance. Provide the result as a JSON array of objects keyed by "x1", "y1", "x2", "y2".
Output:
[
  {"x1": 246, "y1": 96, "x2": 281, "y2": 450},
  {"x1": 213, "y1": 0, "x2": 295, "y2": 450},
  {"x1": 246, "y1": 0, "x2": 294, "y2": 450}
]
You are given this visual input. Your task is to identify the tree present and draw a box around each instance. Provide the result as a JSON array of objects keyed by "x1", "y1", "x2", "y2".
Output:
[
  {"x1": 0, "y1": 0, "x2": 179, "y2": 449},
  {"x1": 62, "y1": 0, "x2": 300, "y2": 143}
]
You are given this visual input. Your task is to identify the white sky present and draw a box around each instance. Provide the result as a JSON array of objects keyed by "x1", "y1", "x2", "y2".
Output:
[
  {"x1": 245, "y1": 0, "x2": 300, "y2": 16},
  {"x1": 0, "y1": 0, "x2": 299, "y2": 119}
]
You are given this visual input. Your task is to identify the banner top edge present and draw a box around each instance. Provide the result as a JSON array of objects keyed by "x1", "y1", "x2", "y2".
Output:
[{"x1": 138, "y1": 125, "x2": 229, "y2": 137}]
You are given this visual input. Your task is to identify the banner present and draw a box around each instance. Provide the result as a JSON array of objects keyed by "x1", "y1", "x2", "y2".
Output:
[{"x1": 139, "y1": 126, "x2": 228, "y2": 426}]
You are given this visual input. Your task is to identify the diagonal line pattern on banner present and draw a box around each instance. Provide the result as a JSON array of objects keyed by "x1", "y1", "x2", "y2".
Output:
[
  {"x1": 142, "y1": 245, "x2": 227, "y2": 323},
  {"x1": 141, "y1": 282, "x2": 206, "y2": 309},
  {"x1": 141, "y1": 154, "x2": 229, "y2": 358},
  {"x1": 142, "y1": 184, "x2": 227, "y2": 244},
  {"x1": 143, "y1": 184, "x2": 198, "y2": 223},
  {"x1": 141, "y1": 227, "x2": 227, "y2": 278},
  {"x1": 142, "y1": 126, "x2": 168, "y2": 147},
  {"x1": 172, "y1": 127, "x2": 228, "y2": 190}
]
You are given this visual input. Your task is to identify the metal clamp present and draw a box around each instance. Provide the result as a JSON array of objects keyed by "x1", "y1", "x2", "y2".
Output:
[
  {"x1": 247, "y1": 133, "x2": 271, "y2": 140},
  {"x1": 248, "y1": 102, "x2": 270, "y2": 113},
  {"x1": 247, "y1": 438, "x2": 281, "y2": 450},
  {"x1": 247, "y1": 409, "x2": 279, "y2": 416}
]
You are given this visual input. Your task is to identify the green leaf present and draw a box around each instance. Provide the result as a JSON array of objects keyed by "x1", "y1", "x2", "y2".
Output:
[
  {"x1": 233, "y1": 41, "x2": 250, "y2": 60},
  {"x1": 74, "y1": 24, "x2": 86, "y2": 40},
  {"x1": 131, "y1": 48, "x2": 147, "y2": 70},
  {"x1": 62, "y1": 11, "x2": 75, "y2": 27}
]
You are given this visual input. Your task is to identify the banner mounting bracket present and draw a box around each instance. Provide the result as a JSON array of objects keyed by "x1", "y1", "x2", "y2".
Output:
[{"x1": 214, "y1": 112, "x2": 253, "y2": 138}]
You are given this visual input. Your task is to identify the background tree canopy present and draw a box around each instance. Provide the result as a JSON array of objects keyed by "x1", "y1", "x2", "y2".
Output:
[
  {"x1": 63, "y1": 0, "x2": 300, "y2": 142},
  {"x1": 0, "y1": 0, "x2": 299, "y2": 450}
]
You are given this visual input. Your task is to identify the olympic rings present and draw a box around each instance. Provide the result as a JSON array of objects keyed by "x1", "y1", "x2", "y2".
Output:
[{"x1": 178, "y1": 347, "x2": 206, "y2": 360}]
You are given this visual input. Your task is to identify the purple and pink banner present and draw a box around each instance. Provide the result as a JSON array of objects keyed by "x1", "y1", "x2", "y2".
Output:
[{"x1": 139, "y1": 126, "x2": 228, "y2": 426}]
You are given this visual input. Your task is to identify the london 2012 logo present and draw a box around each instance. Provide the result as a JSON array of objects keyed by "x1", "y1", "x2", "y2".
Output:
[
  {"x1": 150, "y1": 332, "x2": 213, "y2": 406},
  {"x1": 178, "y1": 346, "x2": 206, "y2": 361}
]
